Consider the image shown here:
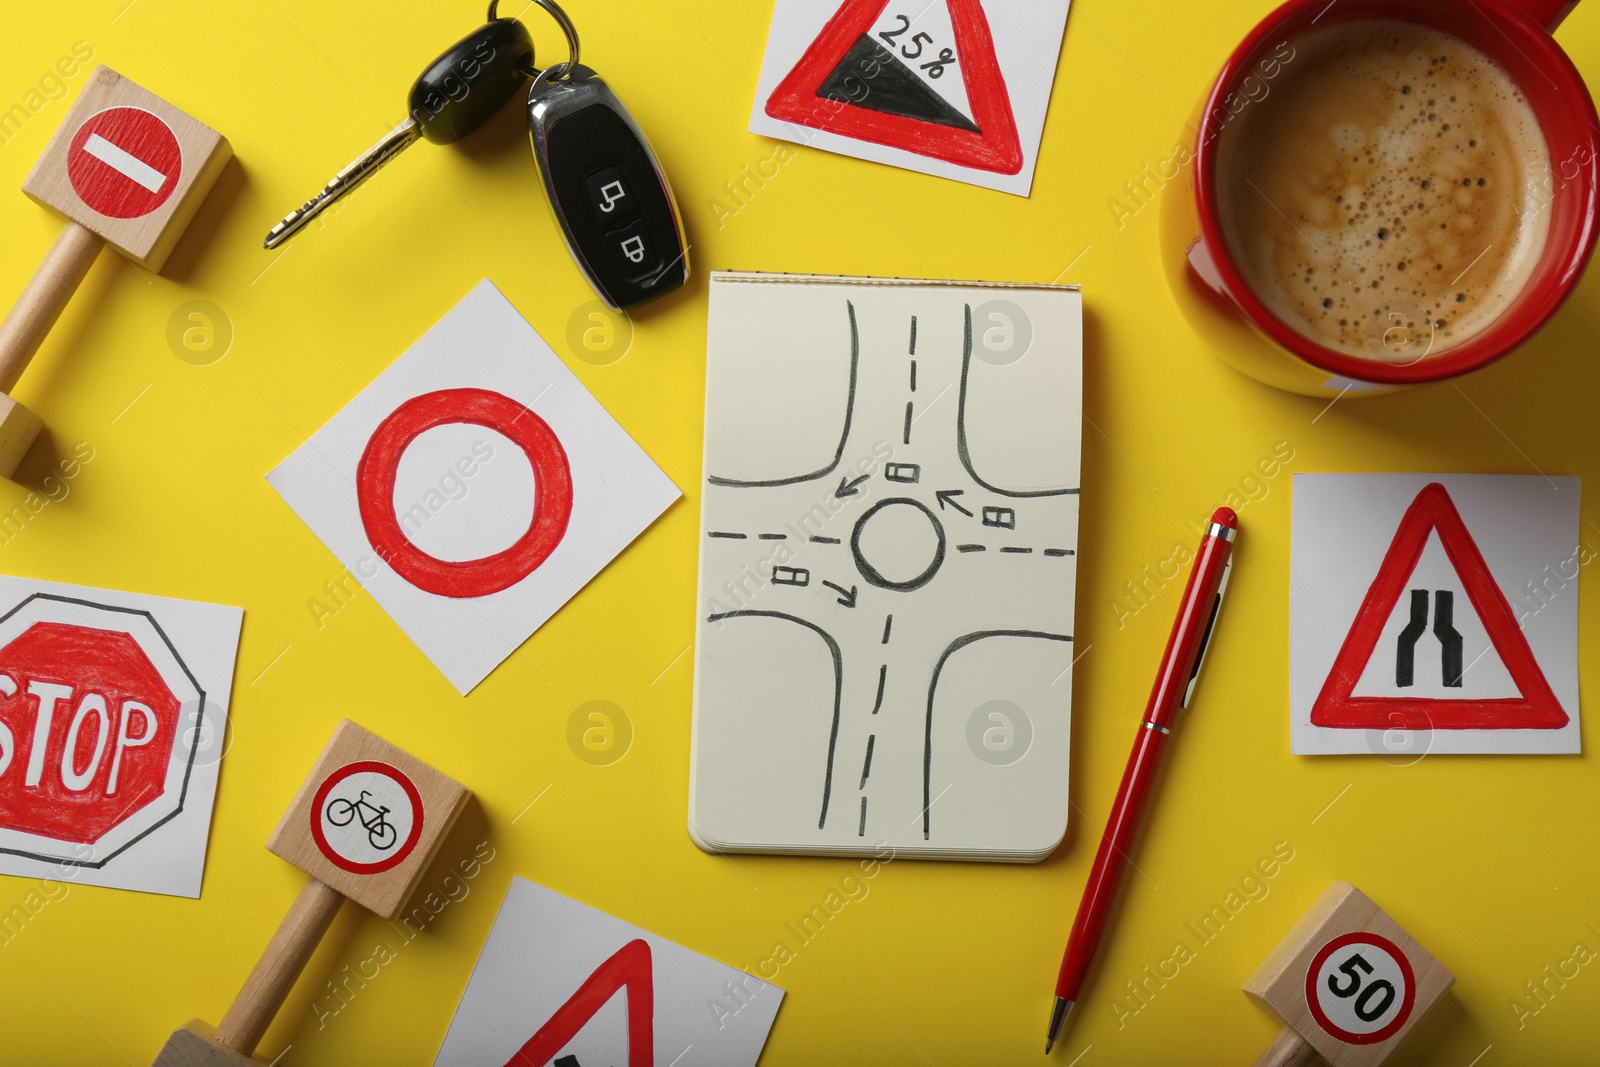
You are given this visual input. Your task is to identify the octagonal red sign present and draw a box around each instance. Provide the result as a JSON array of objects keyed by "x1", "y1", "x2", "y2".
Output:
[{"x1": 0, "y1": 596, "x2": 204, "y2": 865}]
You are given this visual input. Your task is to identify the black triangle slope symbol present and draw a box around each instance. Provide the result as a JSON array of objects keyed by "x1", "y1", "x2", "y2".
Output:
[{"x1": 816, "y1": 34, "x2": 981, "y2": 133}]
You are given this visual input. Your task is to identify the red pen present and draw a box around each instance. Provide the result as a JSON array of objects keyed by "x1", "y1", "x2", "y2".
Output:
[{"x1": 1046, "y1": 507, "x2": 1239, "y2": 1053}]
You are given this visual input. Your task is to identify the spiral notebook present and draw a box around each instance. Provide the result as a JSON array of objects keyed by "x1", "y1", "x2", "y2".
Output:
[{"x1": 689, "y1": 272, "x2": 1082, "y2": 861}]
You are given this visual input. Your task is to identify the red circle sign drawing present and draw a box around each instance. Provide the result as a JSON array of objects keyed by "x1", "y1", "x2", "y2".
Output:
[
  {"x1": 1305, "y1": 931, "x2": 1417, "y2": 1046},
  {"x1": 356, "y1": 388, "x2": 573, "y2": 599},
  {"x1": 310, "y1": 760, "x2": 424, "y2": 875},
  {"x1": 67, "y1": 107, "x2": 182, "y2": 219}
]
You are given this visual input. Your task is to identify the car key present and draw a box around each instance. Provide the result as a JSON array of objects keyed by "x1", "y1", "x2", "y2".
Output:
[
  {"x1": 526, "y1": 63, "x2": 689, "y2": 311},
  {"x1": 263, "y1": 15, "x2": 534, "y2": 249}
]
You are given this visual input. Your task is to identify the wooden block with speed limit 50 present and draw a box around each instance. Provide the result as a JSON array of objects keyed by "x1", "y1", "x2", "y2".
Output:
[
  {"x1": 152, "y1": 720, "x2": 468, "y2": 1066},
  {"x1": 0, "y1": 65, "x2": 229, "y2": 478},
  {"x1": 1245, "y1": 882, "x2": 1453, "y2": 1067}
]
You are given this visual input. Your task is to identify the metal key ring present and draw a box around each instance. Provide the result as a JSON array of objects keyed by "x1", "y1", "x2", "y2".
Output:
[{"x1": 488, "y1": 0, "x2": 581, "y2": 81}]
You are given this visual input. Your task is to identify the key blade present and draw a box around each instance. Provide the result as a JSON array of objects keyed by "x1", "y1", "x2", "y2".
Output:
[{"x1": 263, "y1": 118, "x2": 421, "y2": 249}]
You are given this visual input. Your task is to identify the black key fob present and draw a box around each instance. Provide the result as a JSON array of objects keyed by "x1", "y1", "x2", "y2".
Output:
[{"x1": 527, "y1": 65, "x2": 689, "y2": 310}]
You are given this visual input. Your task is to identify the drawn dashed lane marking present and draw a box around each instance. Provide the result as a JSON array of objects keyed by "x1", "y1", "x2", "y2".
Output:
[
  {"x1": 908, "y1": 314, "x2": 918, "y2": 355},
  {"x1": 859, "y1": 734, "x2": 876, "y2": 788},
  {"x1": 708, "y1": 531, "x2": 747, "y2": 539},
  {"x1": 910, "y1": 359, "x2": 918, "y2": 392},
  {"x1": 902, "y1": 401, "x2": 913, "y2": 445},
  {"x1": 759, "y1": 533, "x2": 787, "y2": 540},
  {"x1": 1044, "y1": 548, "x2": 1075, "y2": 557},
  {"x1": 871, "y1": 664, "x2": 887, "y2": 714},
  {"x1": 858, "y1": 795, "x2": 868, "y2": 837},
  {"x1": 957, "y1": 544, "x2": 986, "y2": 553},
  {"x1": 812, "y1": 535, "x2": 841, "y2": 544},
  {"x1": 1000, "y1": 546, "x2": 1033, "y2": 554},
  {"x1": 882, "y1": 615, "x2": 893, "y2": 644}
]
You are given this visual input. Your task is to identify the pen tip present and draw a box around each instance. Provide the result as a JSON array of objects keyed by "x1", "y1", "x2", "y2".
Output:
[
  {"x1": 1045, "y1": 1039, "x2": 1054, "y2": 1054},
  {"x1": 1210, "y1": 505, "x2": 1238, "y2": 528}
]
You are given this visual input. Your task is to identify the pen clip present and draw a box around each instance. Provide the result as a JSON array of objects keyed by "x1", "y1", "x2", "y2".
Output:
[{"x1": 1181, "y1": 555, "x2": 1232, "y2": 709}]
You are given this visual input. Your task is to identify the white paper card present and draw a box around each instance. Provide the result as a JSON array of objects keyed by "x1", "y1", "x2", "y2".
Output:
[
  {"x1": 1291, "y1": 473, "x2": 1581, "y2": 755},
  {"x1": 434, "y1": 876, "x2": 783, "y2": 1067},
  {"x1": 268, "y1": 281, "x2": 680, "y2": 695},
  {"x1": 0, "y1": 576, "x2": 242, "y2": 897},
  {"x1": 750, "y1": 0, "x2": 1073, "y2": 195},
  {"x1": 691, "y1": 273, "x2": 1082, "y2": 859}
]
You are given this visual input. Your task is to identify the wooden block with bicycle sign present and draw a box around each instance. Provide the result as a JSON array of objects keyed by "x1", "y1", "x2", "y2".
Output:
[
  {"x1": 152, "y1": 720, "x2": 467, "y2": 1066},
  {"x1": 265, "y1": 718, "x2": 468, "y2": 920},
  {"x1": 1245, "y1": 882, "x2": 1453, "y2": 1067}
]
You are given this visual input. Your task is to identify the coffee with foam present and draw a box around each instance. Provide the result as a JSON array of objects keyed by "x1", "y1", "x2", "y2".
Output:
[{"x1": 1217, "y1": 20, "x2": 1551, "y2": 361}]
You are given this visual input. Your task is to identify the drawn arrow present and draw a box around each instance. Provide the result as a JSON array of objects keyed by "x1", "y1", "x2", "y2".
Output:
[
  {"x1": 836, "y1": 474, "x2": 871, "y2": 498},
  {"x1": 822, "y1": 580, "x2": 858, "y2": 608},
  {"x1": 936, "y1": 489, "x2": 973, "y2": 517}
]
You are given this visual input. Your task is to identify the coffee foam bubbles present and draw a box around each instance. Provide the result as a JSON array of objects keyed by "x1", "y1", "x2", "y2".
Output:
[{"x1": 1217, "y1": 20, "x2": 1551, "y2": 361}]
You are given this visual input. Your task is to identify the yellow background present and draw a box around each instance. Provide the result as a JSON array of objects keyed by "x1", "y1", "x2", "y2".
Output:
[{"x1": 1, "y1": 0, "x2": 1597, "y2": 1063}]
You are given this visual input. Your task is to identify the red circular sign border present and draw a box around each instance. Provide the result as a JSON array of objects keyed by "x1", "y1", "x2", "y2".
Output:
[
  {"x1": 355, "y1": 388, "x2": 573, "y2": 599},
  {"x1": 66, "y1": 106, "x2": 182, "y2": 220},
  {"x1": 1304, "y1": 930, "x2": 1417, "y2": 1046},
  {"x1": 309, "y1": 760, "x2": 425, "y2": 875}
]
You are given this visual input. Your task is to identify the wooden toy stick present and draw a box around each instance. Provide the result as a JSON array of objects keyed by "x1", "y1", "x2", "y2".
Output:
[
  {"x1": 0, "y1": 222, "x2": 104, "y2": 393},
  {"x1": 212, "y1": 879, "x2": 344, "y2": 1055},
  {"x1": 0, "y1": 65, "x2": 228, "y2": 480},
  {"x1": 152, "y1": 721, "x2": 467, "y2": 1067},
  {"x1": 1253, "y1": 1027, "x2": 1315, "y2": 1067}
]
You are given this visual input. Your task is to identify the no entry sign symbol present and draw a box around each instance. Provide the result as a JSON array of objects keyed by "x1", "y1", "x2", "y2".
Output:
[{"x1": 67, "y1": 106, "x2": 182, "y2": 219}]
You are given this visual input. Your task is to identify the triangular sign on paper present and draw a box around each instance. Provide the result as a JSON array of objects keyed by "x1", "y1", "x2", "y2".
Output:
[
  {"x1": 504, "y1": 939, "x2": 654, "y2": 1067},
  {"x1": 764, "y1": 0, "x2": 1023, "y2": 174},
  {"x1": 1310, "y1": 482, "x2": 1569, "y2": 731}
]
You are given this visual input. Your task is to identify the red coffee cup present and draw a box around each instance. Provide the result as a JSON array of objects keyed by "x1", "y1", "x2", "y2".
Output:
[{"x1": 1161, "y1": 0, "x2": 1600, "y2": 396}]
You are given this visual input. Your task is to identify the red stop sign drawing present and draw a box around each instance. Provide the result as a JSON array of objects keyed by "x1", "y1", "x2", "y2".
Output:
[
  {"x1": 67, "y1": 107, "x2": 183, "y2": 219},
  {"x1": 0, "y1": 595, "x2": 204, "y2": 866}
]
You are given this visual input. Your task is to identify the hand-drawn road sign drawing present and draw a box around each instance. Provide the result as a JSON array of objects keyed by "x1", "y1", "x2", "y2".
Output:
[
  {"x1": 433, "y1": 877, "x2": 782, "y2": 1067},
  {"x1": 268, "y1": 281, "x2": 679, "y2": 694},
  {"x1": 1291, "y1": 474, "x2": 1581, "y2": 755},
  {"x1": 691, "y1": 273, "x2": 1082, "y2": 859},
  {"x1": 764, "y1": 0, "x2": 1022, "y2": 174},
  {"x1": 750, "y1": 0, "x2": 1073, "y2": 195},
  {"x1": 0, "y1": 578, "x2": 242, "y2": 897}
]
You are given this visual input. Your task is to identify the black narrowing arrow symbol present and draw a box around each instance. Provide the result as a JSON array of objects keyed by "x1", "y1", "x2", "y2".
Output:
[
  {"x1": 822, "y1": 581, "x2": 859, "y2": 608},
  {"x1": 935, "y1": 489, "x2": 973, "y2": 517},
  {"x1": 836, "y1": 474, "x2": 871, "y2": 498}
]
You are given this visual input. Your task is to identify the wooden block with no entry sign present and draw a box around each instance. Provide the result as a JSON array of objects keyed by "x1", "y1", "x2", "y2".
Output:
[
  {"x1": 0, "y1": 65, "x2": 230, "y2": 479},
  {"x1": 1244, "y1": 882, "x2": 1453, "y2": 1067}
]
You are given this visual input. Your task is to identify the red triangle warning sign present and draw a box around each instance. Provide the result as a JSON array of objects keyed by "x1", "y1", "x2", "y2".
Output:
[
  {"x1": 1311, "y1": 482, "x2": 1569, "y2": 731},
  {"x1": 505, "y1": 939, "x2": 654, "y2": 1067},
  {"x1": 764, "y1": 0, "x2": 1023, "y2": 174}
]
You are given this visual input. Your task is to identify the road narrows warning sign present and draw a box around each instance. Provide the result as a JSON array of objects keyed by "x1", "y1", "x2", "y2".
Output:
[
  {"x1": 1310, "y1": 482, "x2": 1568, "y2": 732},
  {"x1": 764, "y1": 0, "x2": 1023, "y2": 174}
]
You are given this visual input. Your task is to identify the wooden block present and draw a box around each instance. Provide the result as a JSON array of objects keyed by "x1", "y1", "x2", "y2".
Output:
[
  {"x1": 266, "y1": 719, "x2": 468, "y2": 920},
  {"x1": 151, "y1": 1020, "x2": 266, "y2": 1066},
  {"x1": 0, "y1": 394, "x2": 43, "y2": 478},
  {"x1": 20, "y1": 66, "x2": 230, "y2": 271},
  {"x1": 1244, "y1": 882, "x2": 1453, "y2": 1067}
]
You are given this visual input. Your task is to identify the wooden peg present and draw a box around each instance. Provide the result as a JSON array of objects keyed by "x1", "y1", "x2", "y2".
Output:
[
  {"x1": 0, "y1": 65, "x2": 229, "y2": 478},
  {"x1": 1245, "y1": 882, "x2": 1453, "y2": 1067},
  {"x1": 152, "y1": 721, "x2": 468, "y2": 1065}
]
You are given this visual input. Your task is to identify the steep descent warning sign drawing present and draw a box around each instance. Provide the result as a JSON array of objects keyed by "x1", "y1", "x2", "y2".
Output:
[
  {"x1": 765, "y1": 0, "x2": 1021, "y2": 174},
  {"x1": 1291, "y1": 474, "x2": 1581, "y2": 756},
  {"x1": 750, "y1": 0, "x2": 1073, "y2": 195}
]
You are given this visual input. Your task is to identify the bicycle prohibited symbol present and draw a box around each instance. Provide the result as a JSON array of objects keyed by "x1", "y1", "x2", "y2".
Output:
[
  {"x1": 310, "y1": 760, "x2": 424, "y2": 875},
  {"x1": 1305, "y1": 932, "x2": 1416, "y2": 1045}
]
